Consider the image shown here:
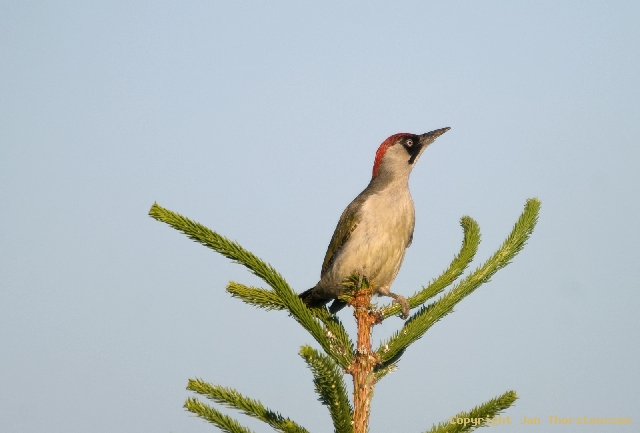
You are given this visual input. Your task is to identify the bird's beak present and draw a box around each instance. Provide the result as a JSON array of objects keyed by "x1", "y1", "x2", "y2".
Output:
[
  {"x1": 420, "y1": 127, "x2": 450, "y2": 141},
  {"x1": 407, "y1": 127, "x2": 450, "y2": 165},
  {"x1": 415, "y1": 127, "x2": 450, "y2": 158},
  {"x1": 416, "y1": 127, "x2": 450, "y2": 152}
]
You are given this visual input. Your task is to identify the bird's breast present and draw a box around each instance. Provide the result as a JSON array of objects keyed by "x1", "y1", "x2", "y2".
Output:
[{"x1": 323, "y1": 187, "x2": 415, "y2": 291}]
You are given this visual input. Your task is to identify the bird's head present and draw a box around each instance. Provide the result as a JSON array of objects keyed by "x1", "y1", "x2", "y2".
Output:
[{"x1": 372, "y1": 127, "x2": 450, "y2": 180}]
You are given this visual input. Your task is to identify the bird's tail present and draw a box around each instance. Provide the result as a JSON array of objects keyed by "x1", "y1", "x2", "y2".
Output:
[
  {"x1": 299, "y1": 288, "x2": 347, "y2": 313},
  {"x1": 299, "y1": 288, "x2": 329, "y2": 308}
]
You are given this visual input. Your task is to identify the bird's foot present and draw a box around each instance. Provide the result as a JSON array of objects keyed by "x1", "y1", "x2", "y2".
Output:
[{"x1": 390, "y1": 293, "x2": 410, "y2": 320}]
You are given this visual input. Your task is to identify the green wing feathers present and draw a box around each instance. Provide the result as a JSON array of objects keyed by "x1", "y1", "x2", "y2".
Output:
[{"x1": 321, "y1": 207, "x2": 359, "y2": 276}]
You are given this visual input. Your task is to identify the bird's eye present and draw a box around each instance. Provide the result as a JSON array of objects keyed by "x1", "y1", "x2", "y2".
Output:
[{"x1": 406, "y1": 139, "x2": 413, "y2": 147}]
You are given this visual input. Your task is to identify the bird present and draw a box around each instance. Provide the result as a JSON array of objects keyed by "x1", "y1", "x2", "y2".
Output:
[{"x1": 299, "y1": 127, "x2": 450, "y2": 319}]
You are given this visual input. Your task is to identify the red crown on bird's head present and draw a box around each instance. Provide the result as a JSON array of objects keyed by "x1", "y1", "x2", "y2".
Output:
[{"x1": 372, "y1": 133, "x2": 412, "y2": 178}]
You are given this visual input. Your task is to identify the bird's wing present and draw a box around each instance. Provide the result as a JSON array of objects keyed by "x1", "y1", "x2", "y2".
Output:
[{"x1": 321, "y1": 203, "x2": 360, "y2": 277}]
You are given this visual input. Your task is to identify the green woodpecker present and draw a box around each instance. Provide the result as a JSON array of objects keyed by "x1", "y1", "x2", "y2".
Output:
[{"x1": 299, "y1": 127, "x2": 450, "y2": 319}]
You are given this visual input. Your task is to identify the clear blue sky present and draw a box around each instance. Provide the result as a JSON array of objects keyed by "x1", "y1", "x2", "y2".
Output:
[{"x1": 1, "y1": 2, "x2": 638, "y2": 432}]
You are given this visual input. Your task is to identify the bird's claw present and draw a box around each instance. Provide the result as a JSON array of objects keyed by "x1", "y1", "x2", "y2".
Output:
[{"x1": 391, "y1": 294, "x2": 410, "y2": 320}]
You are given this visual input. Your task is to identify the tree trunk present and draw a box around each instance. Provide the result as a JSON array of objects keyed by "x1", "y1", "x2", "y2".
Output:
[{"x1": 348, "y1": 284, "x2": 382, "y2": 433}]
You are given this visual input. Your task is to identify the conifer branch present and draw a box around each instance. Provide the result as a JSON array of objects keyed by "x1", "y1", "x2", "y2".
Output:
[
  {"x1": 226, "y1": 282, "x2": 286, "y2": 311},
  {"x1": 227, "y1": 282, "x2": 355, "y2": 364},
  {"x1": 154, "y1": 199, "x2": 535, "y2": 432},
  {"x1": 373, "y1": 362, "x2": 398, "y2": 382},
  {"x1": 377, "y1": 198, "x2": 540, "y2": 364},
  {"x1": 308, "y1": 307, "x2": 354, "y2": 364},
  {"x1": 423, "y1": 390, "x2": 518, "y2": 433},
  {"x1": 381, "y1": 216, "x2": 481, "y2": 319},
  {"x1": 149, "y1": 203, "x2": 354, "y2": 368},
  {"x1": 372, "y1": 342, "x2": 405, "y2": 382},
  {"x1": 299, "y1": 345, "x2": 354, "y2": 433},
  {"x1": 184, "y1": 397, "x2": 255, "y2": 433},
  {"x1": 252, "y1": 271, "x2": 354, "y2": 368},
  {"x1": 187, "y1": 379, "x2": 309, "y2": 433},
  {"x1": 149, "y1": 203, "x2": 287, "y2": 290}
]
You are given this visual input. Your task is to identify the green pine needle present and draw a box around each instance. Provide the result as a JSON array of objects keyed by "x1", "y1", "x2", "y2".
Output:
[
  {"x1": 306, "y1": 307, "x2": 355, "y2": 364},
  {"x1": 226, "y1": 282, "x2": 354, "y2": 361},
  {"x1": 184, "y1": 397, "x2": 255, "y2": 433},
  {"x1": 373, "y1": 362, "x2": 398, "y2": 382},
  {"x1": 226, "y1": 282, "x2": 287, "y2": 311},
  {"x1": 187, "y1": 378, "x2": 309, "y2": 433},
  {"x1": 225, "y1": 280, "x2": 354, "y2": 367},
  {"x1": 299, "y1": 345, "x2": 354, "y2": 433},
  {"x1": 377, "y1": 198, "x2": 540, "y2": 364},
  {"x1": 424, "y1": 390, "x2": 518, "y2": 433},
  {"x1": 149, "y1": 203, "x2": 288, "y2": 291},
  {"x1": 382, "y1": 216, "x2": 481, "y2": 319},
  {"x1": 149, "y1": 203, "x2": 354, "y2": 368}
]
